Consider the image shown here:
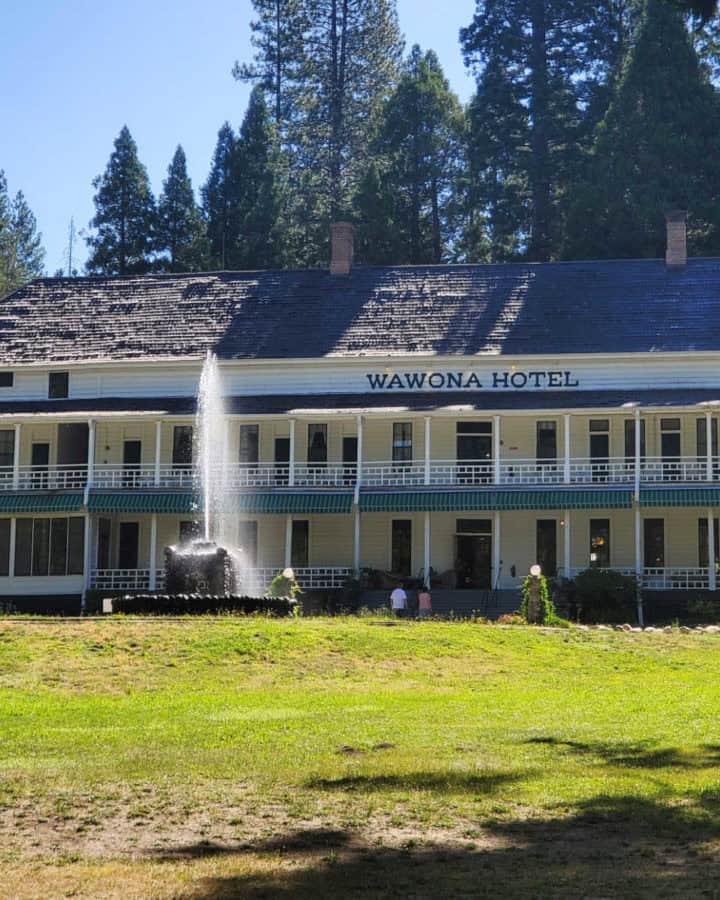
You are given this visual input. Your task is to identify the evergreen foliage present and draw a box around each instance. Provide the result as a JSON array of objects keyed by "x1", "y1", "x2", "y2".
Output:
[
  {"x1": 201, "y1": 123, "x2": 240, "y2": 269},
  {"x1": 355, "y1": 46, "x2": 464, "y2": 265},
  {"x1": 86, "y1": 126, "x2": 157, "y2": 275},
  {"x1": 564, "y1": 0, "x2": 720, "y2": 260},
  {"x1": 0, "y1": 172, "x2": 45, "y2": 294},
  {"x1": 156, "y1": 146, "x2": 208, "y2": 272}
]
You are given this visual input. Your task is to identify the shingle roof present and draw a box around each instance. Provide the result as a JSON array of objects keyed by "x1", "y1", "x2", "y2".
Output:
[{"x1": 3, "y1": 258, "x2": 720, "y2": 364}]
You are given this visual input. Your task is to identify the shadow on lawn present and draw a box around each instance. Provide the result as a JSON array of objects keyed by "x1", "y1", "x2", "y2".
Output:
[
  {"x1": 166, "y1": 794, "x2": 720, "y2": 899},
  {"x1": 306, "y1": 770, "x2": 526, "y2": 794},
  {"x1": 526, "y1": 736, "x2": 720, "y2": 770}
]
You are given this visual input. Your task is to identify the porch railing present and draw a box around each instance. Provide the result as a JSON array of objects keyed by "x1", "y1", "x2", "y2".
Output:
[
  {"x1": 561, "y1": 566, "x2": 709, "y2": 590},
  {"x1": 89, "y1": 566, "x2": 353, "y2": 594},
  {"x1": 90, "y1": 569, "x2": 166, "y2": 591}
]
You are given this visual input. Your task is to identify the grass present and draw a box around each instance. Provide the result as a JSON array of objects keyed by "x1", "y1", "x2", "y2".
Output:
[{"x1": 1, "y1": 617, "x2": 720, "y2": 897}]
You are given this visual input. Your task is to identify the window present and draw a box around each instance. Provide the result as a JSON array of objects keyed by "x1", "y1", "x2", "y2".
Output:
[
  {"x1": 536, "y1": 421, "x2": 557, "y2": 462},
  {"x1": 307, "y1": 424, "x2": 327, "y2": 464},
  {"x1": 536, "y1": 520, "x2": 557, "y2": 577},
  {"x1": 238, "y1": 520, "x2": 258, "y2": 567},
  {"x1": 14, "y1": 516, "x2": 84, "y2": 576},
  {"x1": 624, "y1": 419, "x2": 646, "y2": 461},
  {"x1": 48, "y1": 371, "x2": 69, "y2": 399},
  {"x1": 699, "y1": 519, "x2": 720, "y2": 568},
  {"x1": 97, "y1": 518, "x2": 111, "y2": 569},
  {"x1": 118, "y1": 522, "x2": 139, "y2": 569},
  {"x1": 391, "y1": 519, "x2": 412, "y2": 575},
  {"x1": 239, "y1": 425, "x2": 259, "y2": 464},
  {"x1": 291, "y1": 520, "x2": 309, "y2": 568},
  {"x1": 172, "y1": 425, "x2": 193, "y2": 467},
  {"x1": 589, "y1": 519, "x2": 610, "y2": 568},
  {"x1": 456, "y1": 519, "x2": 492, "y2": 534},
  {"x1": 0, "y1": 519, "x2": 10, "y2": 576},
  {"x1": 697, "y1": 418, "x2": 718, "y2": 458},
  {"x1": 643, "y1": 519, "x2": 665, "y2": 568},
  {"x1": 589, "y1": 419, "x2": 610, "y2": 433},
  {"x1": 0, "y1": 373, "x2": 13, "y2": 387},
  {"x1": 0, "y1": 430, "x2": 14, "y2": 470},
  {"x1": 392, "y1": 423, "x2": 413, "y2": 464},
  {"x1": 179, "y1": 521, "x2": 202, "y2": 544},
  {"x1": 661, "y1": 418, "x2": 681, "y2": 458}
]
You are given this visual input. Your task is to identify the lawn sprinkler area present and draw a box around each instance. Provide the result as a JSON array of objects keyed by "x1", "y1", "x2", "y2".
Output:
[{"x1": 1, "y1": 616, "x2": 720, "y2": 898}]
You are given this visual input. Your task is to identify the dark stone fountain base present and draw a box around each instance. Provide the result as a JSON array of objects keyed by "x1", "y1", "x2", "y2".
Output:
[{"x1": 164, "y1": 541, "x2": 236, "y2": 596}]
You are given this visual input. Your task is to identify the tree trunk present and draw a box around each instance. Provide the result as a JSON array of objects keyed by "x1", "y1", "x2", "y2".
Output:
[{"x1": 528, "y1": 0, "x2": 551, "y2": 262}]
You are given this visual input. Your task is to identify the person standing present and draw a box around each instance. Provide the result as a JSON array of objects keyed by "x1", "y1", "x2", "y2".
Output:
[
  {"x1": 390, "y1": 584, "x2": 408, "y2": 618},
  {"x1": 417, "y1": 588, "x2": 432, "y2": 619}
]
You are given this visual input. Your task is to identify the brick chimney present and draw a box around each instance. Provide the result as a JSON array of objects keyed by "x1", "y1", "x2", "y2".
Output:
[
  {"x1": 665, "y1": 210, "x2": 687, "y2": 268},
  {"x1": 330, "y1": 222, "x2": 354, "y2": 275}
]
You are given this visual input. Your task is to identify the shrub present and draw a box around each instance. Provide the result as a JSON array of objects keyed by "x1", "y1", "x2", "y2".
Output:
[
  {"x1": 573, "y1": 568, "x2": 638, "y2": 624},
  {"x1": 267, "y1": 571, "x2": 302, "y2": 599},
  {"x1": 111, "y1": 594, "x2": 297, "y2": 615},
  {"x1": 686, "y1": 597, "x2": 720, "y2": 624},
  {"x1": 497, "y1": 613, "x2": 524, "y2": 625},
  {"x1": 520, "y1": 574, "x2": 561, "y2": 624}
]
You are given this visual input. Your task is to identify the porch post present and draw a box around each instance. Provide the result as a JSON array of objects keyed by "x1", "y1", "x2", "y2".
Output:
[
  {"x1": 493, "y1": 415, "x2": 501, "y2": 484},
  {"x1": 288, "y1": 419, "x2": 296, "y2": 487},
  {"x1": 424, "y1": 417, "x2": 431, "y2": 485},
  {"x1": 87, "y1": 419, "x2": 96, "y2": 488},
  {"x1": 492, "y1": 511, "x2": 501, "y2": 589},
  {"x1": 423, "y1": 511, "x2": 431, "y2": 588},
  {"x1": 634, "y1": 408, "x2": 641, "y2": 502},
  {"x1": 149, "y1": 513, "x2": 158, "y2": 591},
  {"x1": 8, "y1": 518, "x2": 16, "y2": 577},
  {"x1": 284, "y1": 515, "x2": 293, "y2": 568},
  {"x1": 154, "y1": 421, "x2": 162, "y2": 487},
  {"x1": 708, "y1": 509, "x2": 716, "y2": 591},
  {"x1": 707, "y1": 411, "x2": 714, "y2": 482},
  {"x1": 635, "y1": 506, "x2": 643, "y2": 581},
  {"x1": 12, "y1": 423, "x2": 21, "y2": 490},
  {"x1": 356, "y1": 414, "x2": 364, "y2": 486},
  {"x1": 563, "y1": 415, "x2": 571, "y2": 484},
  {"x1": 353, "y1": 506, "x2": 361, "y2": 573},
  {"x1": 81, "y1": 512, "x2": 92, "y2": 613},
  {"x1": 563, "y1": 510, "x2": 571, "y2": 578}
]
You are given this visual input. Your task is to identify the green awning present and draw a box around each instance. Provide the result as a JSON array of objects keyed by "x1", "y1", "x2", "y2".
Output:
[
  {"x1": 231, "y1": 492, "x2": 353, "y2": 514},
  {"x1": 0, "y1": 492, "x2": 84, "y2": 514},
  {"x1": 640, "y1": 487, "x2": 720, "y2": 507},
  {"x1": 360, "y1": 489, "x2": 633, "y2": 513},
  {"x1": 88, "y1": 492, "x2": 198, "y2": 514}
]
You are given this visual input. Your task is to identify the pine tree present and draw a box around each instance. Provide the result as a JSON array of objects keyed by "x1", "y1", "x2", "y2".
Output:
[
  {"x1": 564, "y1": 0, "x2": 720, "y2": 259},
  {"x1": 86, "y1": 126, "x2": 156, "y2": 275},
  {"x1": 461, "y1": 0, "x2": 631, "y2": 261},
  {"x1": 356, "y1": 47, "x2": 464, "y2": 264},
  {"x1": 234, "y1": 87, "x2": 285, "y2": 269},
  {"x1": 0, "y1": 172, "x2": 46, "y2": 294},
  {"x1": 156, "y1": 146, "x2": 208, "y2": 272},
  {"x1": 201, "y1": 123, "x2": 240, "y2": 269}
]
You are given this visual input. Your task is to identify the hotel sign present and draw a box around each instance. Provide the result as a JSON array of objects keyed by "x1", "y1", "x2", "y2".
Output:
[{"x1": 365, "y1": 370, "x2": 580, "y2": 391}]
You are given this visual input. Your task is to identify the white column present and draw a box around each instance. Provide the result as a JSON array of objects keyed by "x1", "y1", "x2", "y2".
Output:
[
  {"x1": 707, "y1": 411, "x2": 714, "y2": 482},
  {"x1": 149, "y1": 513, "x2": 158, "y2": 591},
  {"x1": 284, "y1": 515, "x2": 293, "y2": 568},
  {"x1": 288, "y1": 419, "x2": 296, "y2": 487},
  {"x1": 424, "y1": 417, "x2": 431, "y2": 485},
  {"x1": 8, "y1": 518, "x2": 16, "y2": 577},
  {"x1": 356, "y1": 415, "x2": 364, "y2": 483},
  {"x1": 563, "y1": 414, "x2": 571, "y2": 484},
  {"x1": 154, "y1": 421, "x2": 162, "y2": 487},
  {"x1": 563, "y1": 510, "x2": 571, "y2": 578},
  {"x1": 87, "y1": 419, "x2": 96, "y2": 487},
  {"x1": 353, "y1": 506, "x2": 361, "y2": 573},
  {"x1": 492, "y1": 511, "x2": 501, "y2": 589},
  {"x1": 634, "y1": 409, "x2": 642, "y2": 501},
  {"x1": 423, "y1": 511, "x2": 431, "y2": 588},
  {"x1": 493, "y1": 415, "x2": 501, "y2": 484},
  {"x1": 635, "y1": 507, "x2": 643, "y2": 580},
  {"x1": 12, "y1": 424, "x2": 21, "y2": 490},
  {"x1": 708, "y1": 509, "x2": 716, "y2": 591},
  {"x1": 81, "y1": 513, "x2": 92, "y2": 613}
]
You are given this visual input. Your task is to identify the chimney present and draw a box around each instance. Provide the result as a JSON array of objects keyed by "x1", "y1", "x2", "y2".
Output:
[
  {"x1": 330, "y1": 222, "x2": 354, "y2": 275},
  {"x1": 665, "y1": 209, "x2": 687, "y2": 268}
]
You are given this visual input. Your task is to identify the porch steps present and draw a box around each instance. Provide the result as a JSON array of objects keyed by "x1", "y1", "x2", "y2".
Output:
[{"x1": 358, "y1": 589, "x2": 521, "y2": 620}]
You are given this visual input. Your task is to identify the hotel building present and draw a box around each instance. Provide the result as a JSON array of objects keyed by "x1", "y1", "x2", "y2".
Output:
[{"x1": 1, "y1": 217, "x2": 720, "y2": 615}]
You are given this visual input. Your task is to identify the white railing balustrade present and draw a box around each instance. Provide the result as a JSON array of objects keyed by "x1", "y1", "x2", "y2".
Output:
[
  {"x1": 642, "y1": 567, "x2": 709, "y2": 590},
  {"x1": 90, "y1": 569, "x2": 166, "y2": 591},
  {"x1": 639, "y1": 457, "x2": 709, "y2": 483},
  {"x1": 361, "y1": 461, "x2": 425, "y2": 487},
  {"x1": 91, "y1": 566, "x2": 353, "y2": 594},
  {"x1": 93, "y1": 464, "x2": 196, "y2": 489},
  {"x1": 0, "y1": 464, "x2": 89, "y2": 491}
]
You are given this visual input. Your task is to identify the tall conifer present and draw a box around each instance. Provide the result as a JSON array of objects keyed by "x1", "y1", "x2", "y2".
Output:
[
  {"x1": 0, "y1": 172, "x2": 45, "y2": 293},
  {"x1": 157, "y1": 146, "x2": 208, "y2": 272},
  {"x1": 201, "y1": 123, "x2": 239, "y2": 269}
]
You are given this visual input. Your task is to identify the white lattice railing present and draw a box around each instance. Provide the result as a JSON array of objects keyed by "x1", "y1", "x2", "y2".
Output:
[
  {"x1": 90, "y1": 569, "x2": 166, "y2": 591},
  {"x1": 560, "y1": 566, "x2": 709, "y2": 590},
  {"x1": 91, "y1": 566, "x2": 353, "y2": 594}
]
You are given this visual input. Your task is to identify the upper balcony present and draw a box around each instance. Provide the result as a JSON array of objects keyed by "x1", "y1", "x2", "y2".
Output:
[{"x1": 1, "y1": 455, "x2": 718, "y2": 492}]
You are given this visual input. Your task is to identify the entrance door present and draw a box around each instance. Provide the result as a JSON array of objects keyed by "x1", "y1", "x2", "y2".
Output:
[
  {"x1": 118, "y1": 522, "x2": 139, "y2": 569},
  {"x1": 31, "y1": 442, "x2": 50, "y2": 489},
  {"x1": 661, "y1": 418, "x2": 682, "y2": 481},
  {"x1": 589, "y1": 420, "x2": 610, "y2": 483},
  {"x1": 274, "y1": 437, "x2": 290, "y2": 485},
  {"x1": 456, "y1": 422, "x2": 492, "y2": 484},
  {"x1": 643, "y1": 518, "x2": 665, "y2": 568},
  {"x1": 342, "y1": 436, "x2": 358, "y2": 486},
  {"x1": 455, "y1": 519, "x2": 492, "y2": 589},
  {"x1": 536, "y1": 519, "x2": 557, "y2": 577},
  {"x1": 123, "y1": 440, "x2": 142, "y2": 488},
  {"x1": 96, "y1": 518, "x2": 111, "y2": 569}
]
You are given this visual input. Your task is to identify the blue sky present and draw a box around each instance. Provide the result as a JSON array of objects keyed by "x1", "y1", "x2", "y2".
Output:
[{"x1": 1, "y1": 0, "x2": 476, "y2": 274}]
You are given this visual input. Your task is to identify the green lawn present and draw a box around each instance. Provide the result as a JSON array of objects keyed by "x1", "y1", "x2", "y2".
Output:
[{"x1": 1, "y1": 617, "x2": 720, "y2": 898}]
